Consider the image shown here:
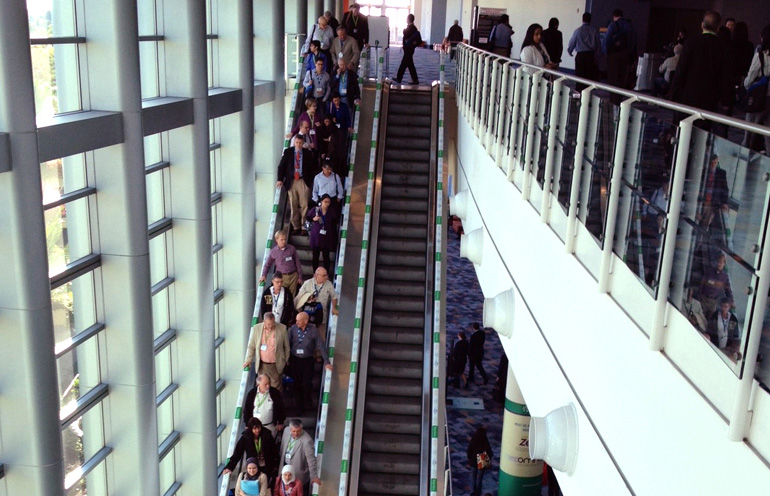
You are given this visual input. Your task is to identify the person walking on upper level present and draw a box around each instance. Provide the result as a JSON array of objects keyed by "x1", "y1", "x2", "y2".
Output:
[
  {"x1": 742, "y1": 25, "x2": 770, "y2": 154},
  {"x1": 568, "y1": 12, "x2": 601, "y2": 91},
  {"x1": 602, "y1": 9, "x2": 637, "y2": 104},
  {"x1": 489, "y1": 14, "x2": 513, "y2": 57},
  {"x1": 395, "y1": 14, "x2": 422, "y2": 85},
  {"x1": 541, "y1": 18, "x2": 563, "y2": 66},
  {"x1": 261, "y1": 230, "x2": 302, "y2": 295},
  {"x1": 244, "y1": 312, "x2": 290, "y2": 393},
  {"x1": 520, "y1": 24, "x2": 558, "y2": 74},
  {"x1": 445, "y1": 19, "x2": 464, "y2": 60},
  {"x1": 279, "y1": 420, "x2": 320, "y2": 496},
  {"x1": 670, "y1": 11, "x2": 732, "y2": 116},
  {"x1": 467, "y1": 322, "x2": 489, "y2": 386},
  {"x1": 277, "y1": 135, "x2": 317, "y2": 237}
]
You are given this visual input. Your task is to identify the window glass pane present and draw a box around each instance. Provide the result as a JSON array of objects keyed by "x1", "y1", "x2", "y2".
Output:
[
  {"x1": 155, "y1": 344, "x2": 172, "y2": 396},
  {"x1": 149, "y1": 232, "x2": 168, "y2": 286},
  {"x1": 139, "y1": 41, "x2": 160, "y2": 99},
  {"x1": 57, "y1": 334, "x2": 101, "y2": 416},
  {"x1": 45, "y1": 196, "x2": 93, "y2": 276},
  {"x1": 62, "y1": 402, "x2": 104, "y2": 486},
  {"x1": 144, "y1": 134, "x2": 163, "y2": 165},
  {"x1": 210, "y1": 149, "x2": 220, "y2": 193},
  {"x1": 28, "y1": 0, "x2": 77, "y2": 38},
  {"x1": 157, "y1": 393, "x2": 175, "y2": 443},
  {"x1": 137, "y1": 0, "x2": 157, "y2": 36},
  {"x1": 159, "y1": 447, "x2": 176, "y2": 494},
  {"x1": 65, "y1": 453, "x2": 108, "y2": 496},
  {"x1": 52, "y1": 271, "x2": 97, "y2": 349},
  {"x1": 146, "y1": 170, "x2": 165, "y2": 224},
  {"x1": 31, "y1": 43, "x2": 82, "y2": 119},
  {"x1": 152, "y1": 287, "x2": 170, "y2": 337},
  {"x1": 41, "y1": 154, "x2": 87, "y2": 201},
  {"x1": 213, "y1": 250, "x2": 223, "y2": 292},
  {"x1": 214, "y1": 301, "x2": 221, "y2": 340}
]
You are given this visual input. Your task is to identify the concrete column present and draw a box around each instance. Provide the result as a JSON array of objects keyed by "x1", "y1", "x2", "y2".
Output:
[
  {"x1": 325, "y1": 0, "x2": 336, "y2": 17},
  {"x1": 82, "y1": 0, "x2": 159, "y2": 493},
  {"x1": 499, "y1": 365, "x2": 543, "y2": 496},
  {"x1": 0, "y1": 1, "x2": 64, "y2": 494},
  {"x1": 217, "y1": 0, "x2": 257, "y2": 431},
  {"x1": 297, "y1": 0, "x2": 308, "y2": 35},
  {"x1": 312, "y1": 0, "x2": 325, "y2": 25},
  {"x1": 255, "y1": 0, "x2": 286, "y2": 269},
  {"x1": 164, "y1": 0, "x2": 217, "y2": 493}
]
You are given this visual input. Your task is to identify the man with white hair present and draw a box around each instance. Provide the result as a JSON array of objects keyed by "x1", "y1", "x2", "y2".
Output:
[
  {"x1": 279, "y1": 419, "x2": 320, "y2": 494},
  {"x1": 242, "y1": 374, "x2": 286, "y2": 436},
  {"x1": 288, "y1": 312, "x2": 332, "y2": 414},
  {"x1": 295, "y1": 267, "x2": 339, "y2": 339}
]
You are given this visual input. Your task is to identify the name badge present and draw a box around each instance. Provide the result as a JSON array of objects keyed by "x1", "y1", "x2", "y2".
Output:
[
  {"x1": 310, "y1": 129, "x2": 316, "y2": 135},
  {"x1": 285, "y1": 256, "x2": 292, "y2": 261},
  {"x1": 353, "y1": 28, "x2": 358, "y2": 33},
  {"x1": 338, "y1": 51, "x2": 344, "y2": 59},
  {"x1": 260, "y1": 344, "x2": 268, "y2": 351},
  {"x1": 320, "y1": 229, "x2": 327, "y2": 235},
  {"x1": 285, "y1": 452, "x2": 292, "y2": 464},
  {"x1": 296, "y1": 348, "x2": 304, "y2": 355}
]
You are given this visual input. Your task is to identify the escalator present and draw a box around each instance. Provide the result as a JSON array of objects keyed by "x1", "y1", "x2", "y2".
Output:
[{"x1": 351, "y1": 87, "x2": 437, "y2": 496}]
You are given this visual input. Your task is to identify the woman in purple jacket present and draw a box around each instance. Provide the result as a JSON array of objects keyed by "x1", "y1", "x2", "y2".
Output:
[{"x1": 305, "y1": 194, "x2": 338, "y2": 273}]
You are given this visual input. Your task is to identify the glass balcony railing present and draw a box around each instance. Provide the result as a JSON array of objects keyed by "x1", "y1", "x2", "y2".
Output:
[{"x1": 455, "y1": 43, "x2": 770, "y2": 449}]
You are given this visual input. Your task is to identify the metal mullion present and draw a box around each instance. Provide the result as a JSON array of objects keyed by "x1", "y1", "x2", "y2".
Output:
[
  {"x1": 151, "y1": 276, "x2": 174, "y2": 296},
  {"x1": 60, "y1": 382, "x2": 109, "y2": 429},
  {"x1": 214, "y1": 336, "x2": 225, "y2": 349},
  {"x1": 206, "y1": 34, "x2": 219, "y2": 40},
  {"x1": 50, "y1": 253, "x2": 101, "y2": 290},
  {"x1": 212, "y1": 243, "x2": 223, "y2": 254},
  {"x1": 215, "y1": 378, "x2": 225, "y2": 395},
  {"x1": 211, "y1": 191, "x2": 222, "y2": 205},
  {"x1": 138, "y1": 35, "x2": 165, "y2": 42},
  {"x1": 30, "y1": 37, "x2": 86, "y2": 45},
  {"x1": 55, "y1": 322, "x2": 106, "y2": 358},
  {"x1": 214, "y1": 288, "x2": 224, "y2": 304},
  {"x1": 154, "y1": 328, "x2": 177, "y2": 354},
  {"x1": 156, "y1": 383, "x2": 179, "y2": 407},
  {"x1": 149, "y1": 217, "x2": 173, "y2": 239},
  {"x1": 163, "y1": 482, "x2": 182, "y2": 496},
  {"x1": 78, "y1": 446, "x2": 112, "y2": 480},
  {"x1": 145, "y1": 160, "x2": 171, "y2": 175},
  {"x1": 43, "y1": 186, "x2": 96, "y2": 210},
  {"x1": 158, "y1": 431, "x2": 181, "y2": 460},
  {"x1": 216, "y1": 423, "x2": 226, "y2": 437}
]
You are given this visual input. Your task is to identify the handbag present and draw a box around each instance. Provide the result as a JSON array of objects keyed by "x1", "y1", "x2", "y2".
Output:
[
  {"x1": 744, "y1": 52, "x2": 768, "y2": 113},
  {"x1": 476, "y1": 451, "x2": 490, "y2": 469}
]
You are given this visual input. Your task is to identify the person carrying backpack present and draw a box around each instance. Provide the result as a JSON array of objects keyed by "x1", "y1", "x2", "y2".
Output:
[
  {"x1": 394, "y1": 13, "x2": 422, "y2": 85},
  {"x1": 602, "y1": 8, "x2": 637, "y2": 104}
]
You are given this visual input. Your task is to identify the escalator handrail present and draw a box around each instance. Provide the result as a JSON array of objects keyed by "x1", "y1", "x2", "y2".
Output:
[
  {"x1": 310, "y1": 50, "x2": 368, "y2": 496},
  {"x1": 336, "y1": 47, "x2": 386, "y2": 496},
  {"x1": 217, "y1": 54, "x2": 308, "y2": 496},
  {"x1": 429, "y1": 48, "x2": 449, "y2": 496}
]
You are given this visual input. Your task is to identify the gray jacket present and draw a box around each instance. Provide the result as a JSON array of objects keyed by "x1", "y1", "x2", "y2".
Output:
[{"x1": 279, "y1": 431, "x2": 318, "y2": 484}]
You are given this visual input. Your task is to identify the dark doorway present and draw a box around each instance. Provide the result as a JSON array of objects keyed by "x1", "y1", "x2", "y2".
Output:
[{"x1": 647, "y1": 7, "x2": 703, "y2": 53}]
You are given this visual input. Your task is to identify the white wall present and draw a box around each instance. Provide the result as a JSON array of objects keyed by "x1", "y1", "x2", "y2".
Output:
[{"x1": 455, "y1": 117, "x2": 770, "y2": 495}]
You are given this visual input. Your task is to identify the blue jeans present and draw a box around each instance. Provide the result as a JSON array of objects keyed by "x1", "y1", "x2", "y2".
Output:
[{"x1": 470, "y1": 466, "x2": 486, "y2": 496}]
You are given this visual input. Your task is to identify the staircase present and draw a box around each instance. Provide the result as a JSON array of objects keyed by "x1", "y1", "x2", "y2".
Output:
[{"x1": 356, "y1": 88, "x2": 435, "y2": 496}]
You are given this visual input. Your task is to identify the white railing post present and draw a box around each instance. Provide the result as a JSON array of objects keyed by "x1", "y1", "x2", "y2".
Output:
[
  {"x1": 486, "y1": 58, "x2": 500, "y2": 152},
  {"x1": 494, "y1": 62, "x2": 513, "y2": 166},
  {"x1": 540, "y1": 76, "x2": 566, "y2": 222},
  {"x1": 505, "y1": 67, "x2": 522, "y2": 182},
  {"x1": 565, "y1": 85, "x2": 595, "y2": 254},
  {"x1": 521, "y1": 70, "x2": 543, "y2": 202}
]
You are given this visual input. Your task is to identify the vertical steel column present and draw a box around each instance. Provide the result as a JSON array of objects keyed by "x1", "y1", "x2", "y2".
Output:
[
  {"x1": 163, "y1": 0, "x2": 217, "y2": 492},
  {"x1": 649, "y1": 114, "x2": 700, "y2": 351},
  {"x1": 505, "y1": 68, "x2": 522, "y2": 182},
  {"x1": 597, "y1": 97, "x2": 636, "y2": 293},
  {"x1": 0, "y1": 1, "x2": 64, "y2": 494},
  {"x1": 83, "y1": 0, "x2": 159, "y2": 492},
  {"x1": 540, "y1": 76, "x2": 566, "y2": 222},
  {"x1": 521, "y1": 71, "x2": 542, "y2": 202},
  {"x1": 565, "y1": 85, "x2": 595, "y2": 254}
]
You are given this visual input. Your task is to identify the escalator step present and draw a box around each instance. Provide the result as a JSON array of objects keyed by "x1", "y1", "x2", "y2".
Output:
[
  {"x1": 363, "y1": 414, "x2": 422, "y2": 435},
  {"x1": 375, "y1": 251, "x2": 425, "y2": 268},
  {"x1": 386, "y1": 137, "x2": 431, "y2": 150},
  {"x1": 379, "y1": 211, "x2": 428, "y2": 227},
  {"x1": 378, "y1": 198, "x2": 428, "y2": 213},
  {"x1": 381, "y1": 172, "x2": 430, "y2": 187},
  {"x1": 368, "y1": 359, "x2": 422, "y2": 379},
  {"x1": 376, "y1": 237, "x2": 428, "y2": 253},
  {"x1": 365, "y1": 394, "x2": 422, "y2": 415},
  {"x1": 386, "y1": 125, "x2": 431, "y2": 139},
  {"x1": 371, "y1": 311, "x2": 425, "y2": 329},
  {"x1": 374, "y1": 265, "x2": 426, "y2": 282},
  {"x1": 388, "y1": 91, "x2": 432, "y2": 104},
  {"x1": 360, "y1": 452, "x2": 421, "y2": 475},
  {"x1": 365, "y1": 377, "x2": 423, "y2": 397},
  {"x1": 372, "y1": 295, "x2": 425, "y2": 313},
  {"x1": 387, "y1": 114, "x2": 432, "y2": 127},
  {"x1": 370, "y1": 325, "x2": 424, "y2": 345},
  {"x1": 361, "y1": 432, "x2": 421, "y2": 455},
  {"x1": 378, "y1": 225, "x2": 427, "y2": 239},
  {"x1": 382, "y1": 161, "x2": 431, "y2": 174},
  {"x1": 385, "y1": 149, "x2": 430, "y2": 162},
  {"x1": 358, "y1": 472, "x2": 420, "y2": 496},
  {"x1": 381, "y1": 184, "x2": 429, "y2": 200},
  {"x1": 388, "y1": 103, "x2": 432, "y2": 116},
  {"x1": 368, "y1": 342, "x2": 424, "y2": 362}
]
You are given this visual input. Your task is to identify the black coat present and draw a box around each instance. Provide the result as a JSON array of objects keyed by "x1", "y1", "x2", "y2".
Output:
[
  {"x1": 259, "y1": 287, "x2": 296, "y2": 326},
  {"x1": 342, "y1": 12, "x2": 369, "y2": 49},
  {"x1": 468, "y1": 329, "x2": 486, "y2": 361},
  {"x1": 242, "y1": 386, "x2": 286, "y2": 429},
  {"x1": 541, "y1": 28, "x2": 563, "y2": 64},
  {"x1": 277, "y1": 147, "x2": 316, "y2": 190},
  {"x1": 467, "y1": 431, "x2": 493, "y2": 467},
  {"x1": 402, "y1": 24, "x2": 422, "y2": 54},
  {"x1": 225, "y1": 427, "x2": 280, "y2": 477},
  {"x1": 331, "y1": 69, "x2": 361, "y2": 109},
  {"x1": 670, "y1": 33, "x2": 732, "y2": 112},
  {"x1": 450, "y1": 338, "x2": 469, "y2": 375}
]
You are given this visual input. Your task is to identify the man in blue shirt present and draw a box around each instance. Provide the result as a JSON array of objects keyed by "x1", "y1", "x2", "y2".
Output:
[
  {"x1": 568, "y1": 12, "x2": 600, "y2": 91},
  {"x1": 602, "y1": 8, "x2": 637, "y2": 104}
]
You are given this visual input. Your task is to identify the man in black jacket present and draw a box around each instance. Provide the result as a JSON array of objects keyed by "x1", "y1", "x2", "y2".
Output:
[
  {"x1": 467, "y1": 322, "x2": 488, "y2": 386},
  {"x1": 242, "y1": 374, "x2": 286, "y2": 437},
  {"x1": 277, "y1": 135, "x2": 317, "y2": 235},
  {"x1": 395, "y1": 13, "x2": 421, "y2": 85},
  {"x1": 342, "y1": 3, "x2": 369, "y2": 50},
  {"x1": 670, "y1": 11, "x2": 732, "y2": 116}
]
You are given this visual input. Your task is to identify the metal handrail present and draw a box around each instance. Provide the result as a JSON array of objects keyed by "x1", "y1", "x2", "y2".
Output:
[{"x1": 457, "y1": 42, "x2": 770, "y2": 137}]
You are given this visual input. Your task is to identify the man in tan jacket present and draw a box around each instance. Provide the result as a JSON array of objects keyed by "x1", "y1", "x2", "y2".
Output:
[{"x1": 243, "y1": 312, "x2": 290, "y2": 391}]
